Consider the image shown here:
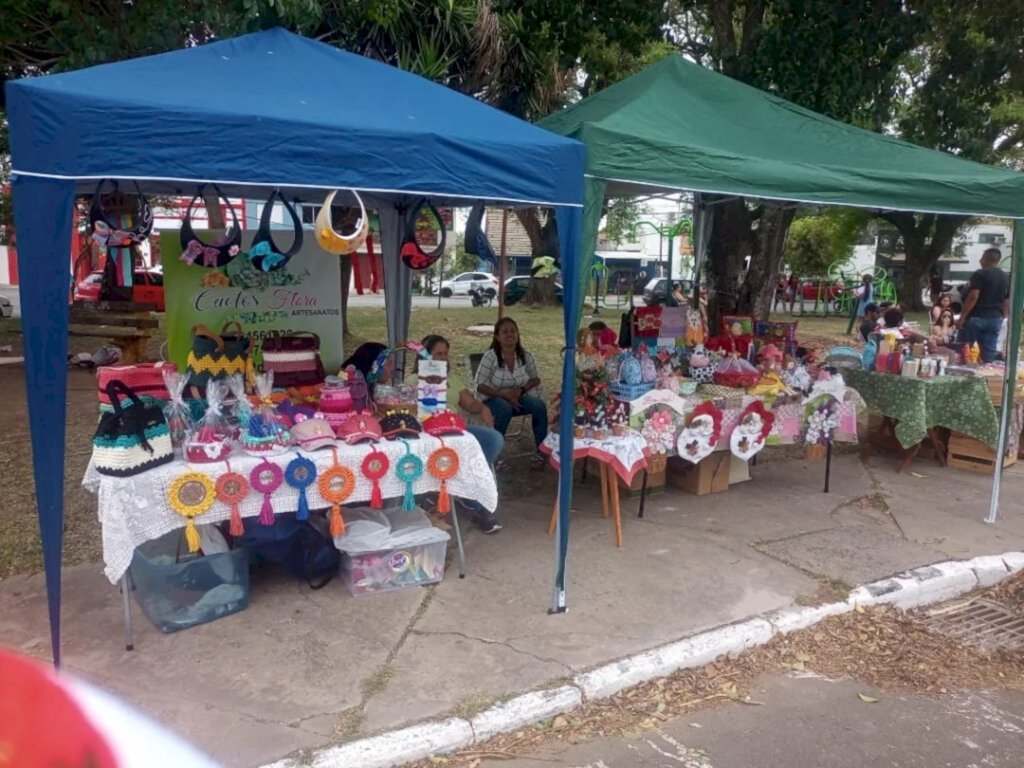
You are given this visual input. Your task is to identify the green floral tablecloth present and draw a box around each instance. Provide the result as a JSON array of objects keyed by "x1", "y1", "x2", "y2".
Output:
[{"x1": 845, "y1": 370, "x2": 999, "y2": 449}]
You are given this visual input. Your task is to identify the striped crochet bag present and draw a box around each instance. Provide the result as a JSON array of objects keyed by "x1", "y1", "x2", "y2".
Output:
[
  {"x1": 261, "y1": 332, "x2": 325, "y2": 388},
  {"x1": 185, "y1": 322, "x2": 251, "y2": 393}
]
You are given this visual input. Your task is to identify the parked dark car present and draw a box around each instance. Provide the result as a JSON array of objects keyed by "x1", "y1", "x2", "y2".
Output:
[
  {"x1": 504, "y1": 276, "x2": 563, "y2": 305},
  {"x1": 642, "y1": 278, "x2": 701, "y2": 305}
]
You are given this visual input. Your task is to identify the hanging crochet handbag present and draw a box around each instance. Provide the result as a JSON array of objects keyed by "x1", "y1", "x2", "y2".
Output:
[
  {"x1": 92, "y1": 380, "x2": 174, "y2": 476},
  {"x1": 261, "y1": 332, "x2": 325, "y2": 388},
  {"x1": 185, "y1": 322, "x2": 251, "y2": 393}
]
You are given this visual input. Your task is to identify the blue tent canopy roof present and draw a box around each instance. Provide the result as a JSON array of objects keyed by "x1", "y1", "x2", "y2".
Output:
[
  {"x1": 7, "y1": 28, "x2": 584, "y2": 207},
  {"x1": 6, "y1": 29, "x2": 587, "y2": 664}
]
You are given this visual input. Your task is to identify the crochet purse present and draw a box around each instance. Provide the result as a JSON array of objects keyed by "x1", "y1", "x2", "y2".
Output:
[
  {"x1": 185, "y1": 322, "x2": 252, "y2": 393},
  {"x1": 92, "y1": 380, "x2": 175, "y2": 476},
  {"x1": 261, "y1": 332, "x2": 325, "y2": 388}
]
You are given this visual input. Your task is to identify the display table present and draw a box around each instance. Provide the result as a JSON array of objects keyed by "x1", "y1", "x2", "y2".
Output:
[
  {"x1": 84, "y1": 434, "x2": 497, "y2": 584},
  {"x1": 540, "y1": 432, "x2": 649, "y2": 548},
  {"x1": 845, "y1": 369, "x2": 1000, "y2": 472}
]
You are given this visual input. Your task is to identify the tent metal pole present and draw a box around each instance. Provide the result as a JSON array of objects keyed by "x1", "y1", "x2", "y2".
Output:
[
  {"x1": 986, "y1": 219, "x2": 1023, "y2": 523},
  {"x1": 498, "y1": 208, "x2": 509, "y2": 319}
]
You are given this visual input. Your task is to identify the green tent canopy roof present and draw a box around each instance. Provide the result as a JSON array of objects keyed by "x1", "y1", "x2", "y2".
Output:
[{"x1": 539, "y1": 55, "x2": 1024, "y2": 217}]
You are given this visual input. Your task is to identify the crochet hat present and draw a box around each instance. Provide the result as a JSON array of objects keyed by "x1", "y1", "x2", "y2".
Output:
[
  {"x1": 337, "y1": 411, "x2": 383, "y2": 445},
  {"x1": 379, "y1": 411, "x2": 422, "y2": 440},
  {"x1": 291, "y1": 417, "x2": 337, "y2": 451},
  {"x1": 422, "y1": 411, "x2": 466, "y2": 436}
]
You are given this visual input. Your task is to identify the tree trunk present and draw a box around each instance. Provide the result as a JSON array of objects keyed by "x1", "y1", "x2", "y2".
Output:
[
  {"x1": 736, "y1": 205, "x2": 796, "y2": 320},
  {"x1": 203, "y1": 187, "x2": 226, "y2": 230},
  {"x1": 882, "y1": 212, "x2": 967, "y2": 311},
  {"x1": 705, "y1": 197, "x2": 752, "y2": 333},
  {"x1": 524, "y1": 275, "x2": 557, "y2": 304},
  {"x1": 515, "y1": 207, "x2": 560, "y2": 306}
]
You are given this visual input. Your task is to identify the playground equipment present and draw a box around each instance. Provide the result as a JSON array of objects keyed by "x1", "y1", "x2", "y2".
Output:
[
  {"x1": 630, "y1": 217, "x2": 693, "y2": 285},
  {"x1": 789, "y1": 260, "x2": 898, "y2": 317}
]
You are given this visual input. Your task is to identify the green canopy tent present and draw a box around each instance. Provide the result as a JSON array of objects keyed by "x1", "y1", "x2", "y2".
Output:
[{"x1": 539, "y1": 54, "x2": 1024, "y2": 523}]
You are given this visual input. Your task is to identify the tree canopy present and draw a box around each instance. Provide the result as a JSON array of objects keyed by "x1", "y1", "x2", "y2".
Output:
[
  {"x1": 784, "y1": 209, "x2": 869, "y2": 278},
  {"x1": 668, "y1": 0, "x2": 923, "y2": 321},
  {"x1": 880, "y1": 0, "x2": 1024, "y2": 307}
]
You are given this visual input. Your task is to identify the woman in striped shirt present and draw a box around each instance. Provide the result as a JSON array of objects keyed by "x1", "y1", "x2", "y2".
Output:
[{"x1": 474, "y1": 317, "x2": 548, "y2": 469}]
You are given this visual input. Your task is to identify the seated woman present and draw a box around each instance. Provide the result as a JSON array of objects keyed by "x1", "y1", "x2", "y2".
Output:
[
  {"x1": 474, "y1": 317, "x2": 548, "y2": 469},
  {"x1": 374, "y1": 335, "x2": 505, "y2": 536},
  {"x1": 931, "y1": 309, "x2": 956, "y2": 346},
  {"x1": 419, "y1": 334, "x2": 504, "y2": 533},
  {"x1": 930, "y1": 293, "x2": 953, "y2": 327}
]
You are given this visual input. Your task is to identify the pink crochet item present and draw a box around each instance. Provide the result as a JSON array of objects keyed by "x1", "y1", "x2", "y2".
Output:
[
  {"x1": 184, "y1": 425, "x2": 232, "y2": 463},
  {"x1": 318, "y1": 386, "x2": 354, "y2": 414}
]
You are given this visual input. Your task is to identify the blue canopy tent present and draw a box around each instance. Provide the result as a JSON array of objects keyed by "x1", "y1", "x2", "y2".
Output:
[{"x1": 5, "y1": 28, "x2": 585, "y2": 665}]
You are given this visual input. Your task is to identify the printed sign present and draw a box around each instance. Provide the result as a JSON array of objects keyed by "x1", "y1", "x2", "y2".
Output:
[
  {"x1": 417, "y1": 358, "x2": 448, "y2": 419},
  {"x1": 161, "y1": 231, "x2": 344, "y2": 375}
]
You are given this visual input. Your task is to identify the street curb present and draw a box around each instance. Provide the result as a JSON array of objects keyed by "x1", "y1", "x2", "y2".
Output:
[
  {"x1": 262, "y1": 551, "x2": 1023, "y2": 768},
  {"x1": 262, "y1": 718, "x2": 474, "y2": 768},
  {"x1": 573, "y1": 618, "x2": 774, "y2": 700},
  {"x1": 471, "y1": 685, "x2": 583, "y2": 743}
]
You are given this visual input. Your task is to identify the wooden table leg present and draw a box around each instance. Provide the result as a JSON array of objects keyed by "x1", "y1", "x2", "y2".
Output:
[
  {"x1": 548, "y1": 457, "x2": 572, "y2": 534},
  {"x1": 928, "y1": 428, "x2": 948, "y2": 467},
  {"x1": 607, "y1": 463, "x2": 623, "y2": 548},
  {"x1": 898, "y1": 441, "x2": 923, "y2": 473},
  {"x1": 599, "y1": 462, "x2": 610, "y2": 519}
]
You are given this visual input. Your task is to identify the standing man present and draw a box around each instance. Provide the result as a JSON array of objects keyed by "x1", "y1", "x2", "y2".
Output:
[{"x1": 957, "y1": 248, "x2": 1009, "y2": 363}]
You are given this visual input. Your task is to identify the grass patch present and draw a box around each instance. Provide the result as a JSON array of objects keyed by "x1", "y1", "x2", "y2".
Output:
[
  {"x1": 334, "y1": 707, "x2": 365, "y2": 740},
  {"x1": 360, "y1": 664, "x2": 394, "y2": 699},
  {"x1": 449, "y1": 691, "x2": 512, "y2": 720}
]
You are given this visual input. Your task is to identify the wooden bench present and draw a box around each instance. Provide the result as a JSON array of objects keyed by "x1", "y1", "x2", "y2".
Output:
[{"x1": 69, "y1": 301, "x2": 159, "y2": 365}]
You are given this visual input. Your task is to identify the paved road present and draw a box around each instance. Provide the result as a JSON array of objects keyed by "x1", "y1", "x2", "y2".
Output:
[{"x1": 484, "y1": 676, "x2": 1024, "y2": 768}]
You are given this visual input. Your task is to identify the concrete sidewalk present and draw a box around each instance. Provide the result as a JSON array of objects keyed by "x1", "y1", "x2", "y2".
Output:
[{"x1": 1, "y1": 451, "x2": 1023, "y2": 767}]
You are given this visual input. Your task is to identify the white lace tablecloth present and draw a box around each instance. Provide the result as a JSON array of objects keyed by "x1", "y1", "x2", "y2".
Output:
[
  {"x1": 83, "y1": 434, "x2": 496, "y2": 584},
  {"x1": 540, "y1": 431, "x2": 650, "y2": 484}
]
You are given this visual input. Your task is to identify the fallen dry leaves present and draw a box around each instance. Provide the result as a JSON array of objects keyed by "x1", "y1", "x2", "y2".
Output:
[{"x1": 409, "y1": 573, "x2": 1024, "y2": 767}]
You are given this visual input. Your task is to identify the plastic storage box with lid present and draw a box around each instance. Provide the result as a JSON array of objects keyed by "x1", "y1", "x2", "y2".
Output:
[
  {"x1": 334, "y1": 507, "x2": 450, "y2": 596},
  {"x1": 128, "y1": 528, "x2": 249, "y2": 633}
]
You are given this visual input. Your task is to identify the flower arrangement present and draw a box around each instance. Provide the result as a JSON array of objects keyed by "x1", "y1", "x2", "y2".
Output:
[
  {"x1": 574, "y1": 366, "x2": 611, "y2": 437},
  {"x1": 804, "y1": 396, "x2": 839, "y2": 460},
  {"x1": 640, "y1": 406, "x2": 678, "y2": 455},
  {"x1": 607, "y1": 400, "x2": 629, "y2": 436}
]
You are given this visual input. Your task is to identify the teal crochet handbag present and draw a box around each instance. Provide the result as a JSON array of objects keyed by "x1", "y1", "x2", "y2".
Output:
[{"x1": 92, "y1": 380, "x2": 175, "y2": 476}]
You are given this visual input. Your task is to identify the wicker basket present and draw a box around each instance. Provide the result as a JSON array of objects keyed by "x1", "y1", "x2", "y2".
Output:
[
  {"x1": 610, "y1": 380, "x2": 655, "y2": 402},
  {"x1": 805, "y1": 443, "x2": 828, "y2": 461},
  {"x1": 646, "y1": 453, "x2": 668, "y2": 475},
  {"x1": 696, "y1": 383, "x2": 746, "y2": 409}
]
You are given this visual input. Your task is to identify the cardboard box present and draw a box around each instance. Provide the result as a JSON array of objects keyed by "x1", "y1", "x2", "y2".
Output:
[{"x1": 667, "y1": 453, "x2": 731, "y2": 496}]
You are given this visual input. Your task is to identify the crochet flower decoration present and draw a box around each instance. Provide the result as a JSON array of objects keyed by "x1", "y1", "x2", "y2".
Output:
[
  {"x1": 805, "y1": 397, "x2": 839, "y2": 446},
  {"x1": 650, "y1": 411, "x2": 673, "y2": 431},
  {"x1": 641, "y1": 408, "x2": 677, "y2": 454}
]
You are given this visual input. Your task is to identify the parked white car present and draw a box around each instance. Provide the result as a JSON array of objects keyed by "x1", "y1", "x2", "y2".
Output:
[{"x1": 435, "y1": 271, "x2": 499, "y2": 297}]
